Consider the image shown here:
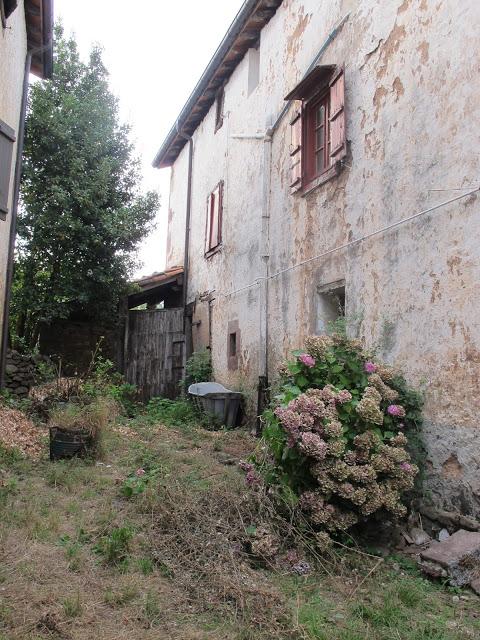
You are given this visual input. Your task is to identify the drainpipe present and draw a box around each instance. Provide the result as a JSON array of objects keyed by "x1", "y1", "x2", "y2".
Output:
[
  {"x1": 257, "y1": 127, "x2": 273, "y2": 431},
  {"x1": 230, "y1": 127, "x2": 272, "y2": 430},
  {"x1": 175, "y1": 121, "x2": 194, "y2": 358},
  {"x1": 0, "y1": 51, "x2": 32, "y2": 389}
]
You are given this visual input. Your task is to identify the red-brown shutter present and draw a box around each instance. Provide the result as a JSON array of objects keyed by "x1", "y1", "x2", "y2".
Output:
[
  {"x1": 205, "y1": 182, "x2": 223, "y2": 252},
  {"x1": 329, "y1": 67, "x2": 346, "y2": 164},
  {"x1": 217, "y1": 181, "x2": 223, "y2": 244},
  {"x1": 210, "y1": 185, "x2": 220, "y2": 248},
  {"x1": 205, "y1": 192, "x2": 213, "y2": 252},
  {"x1": 289, "y1": 101, "x2": 303, "y2": 193}
]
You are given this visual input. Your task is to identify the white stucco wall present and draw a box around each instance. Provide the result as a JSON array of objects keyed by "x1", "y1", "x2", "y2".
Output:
[
  {"x1": 0, "y1": 1, "x2": 27, "y2": 344},
  {"x1": 165, "y1": 0, "x2": 480, "y2": 515}
]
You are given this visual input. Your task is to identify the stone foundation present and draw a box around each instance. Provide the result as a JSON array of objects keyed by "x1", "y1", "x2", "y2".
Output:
[{"x1": 422, "y1": 422, "x2": 480, "y2": 519}]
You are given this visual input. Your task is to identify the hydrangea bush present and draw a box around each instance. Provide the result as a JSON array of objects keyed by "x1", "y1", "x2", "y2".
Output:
[{"x1": 247, "y1": 333, "x2": 423, "y2": 541}]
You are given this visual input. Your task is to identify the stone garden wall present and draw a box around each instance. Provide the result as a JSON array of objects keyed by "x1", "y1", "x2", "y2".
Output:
[{"x1": 4, "y1": 349, "x2": 39, "y2": 397}]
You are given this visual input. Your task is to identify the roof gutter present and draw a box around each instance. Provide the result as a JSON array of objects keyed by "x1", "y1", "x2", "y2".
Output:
[{"x1": 152, "y1": 0, "x2": 262, "y2": 168}]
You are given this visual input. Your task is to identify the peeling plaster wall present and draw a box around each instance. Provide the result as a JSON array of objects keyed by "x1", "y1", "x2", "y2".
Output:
[
  {"x1": 165, "y1": 0, "x2": 480, "y2": 515},
  {"x1": 0, "y1": 2, "x2": 27, "y2": 347}
]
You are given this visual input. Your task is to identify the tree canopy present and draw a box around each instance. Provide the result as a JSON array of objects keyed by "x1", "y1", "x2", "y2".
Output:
[{"x1": 12, "y1": 25, "x2": 158, "y2": 348}]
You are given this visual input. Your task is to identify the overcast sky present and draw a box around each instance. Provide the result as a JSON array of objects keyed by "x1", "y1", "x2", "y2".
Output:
[{"x1": 54, "y1": 0, "x2": 243, "y2": 278}]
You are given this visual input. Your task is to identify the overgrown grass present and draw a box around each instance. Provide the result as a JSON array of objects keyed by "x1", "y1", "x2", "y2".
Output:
[{"x1": 0, "y1": 404, "x2": 478, "y2": 640}]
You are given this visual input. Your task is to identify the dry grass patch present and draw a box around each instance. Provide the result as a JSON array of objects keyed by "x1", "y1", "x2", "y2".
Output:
[{"x1": 1, "y1": 411, "x2": 479, "y2": 640}]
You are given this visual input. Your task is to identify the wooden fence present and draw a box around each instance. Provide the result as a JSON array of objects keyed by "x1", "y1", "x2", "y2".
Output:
[{"x1": 124, "y1": 308, "x2": 184, "y2": 401}]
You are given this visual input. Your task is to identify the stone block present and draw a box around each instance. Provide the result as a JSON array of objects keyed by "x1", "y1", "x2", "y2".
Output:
[{"x1": 420, "y1": 530, "x2": 480, "y2": 586}]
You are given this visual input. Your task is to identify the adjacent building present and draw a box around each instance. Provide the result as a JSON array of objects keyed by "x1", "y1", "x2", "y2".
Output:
[
  {"x1": 154, "y1": 0, "x2": 480, "y2": 516},
  {"x1": 0, "y1": 0, "x2": 53, "y2": 385}
]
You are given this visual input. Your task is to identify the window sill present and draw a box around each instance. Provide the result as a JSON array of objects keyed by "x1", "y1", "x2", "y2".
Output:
[
  {"x1": 301, "y1": 162, "x2": 341, "y2": 197},
  {"x1": 204, "y1": 244, "x2": 222, "y2": 259}
]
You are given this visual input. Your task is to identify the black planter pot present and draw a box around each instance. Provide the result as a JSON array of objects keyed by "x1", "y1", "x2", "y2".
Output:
[{"x1": 49, "y1": 427, "x2": 93, "y2": 461}]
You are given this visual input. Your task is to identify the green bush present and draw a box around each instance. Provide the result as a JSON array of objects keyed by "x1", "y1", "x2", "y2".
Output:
[
  {"x1": 184, "y1": 349, "x2": 212, "y2": 389},
  {"x1": 246, "y1": 333, "x2": 424, "y2": 543},
  {"x1": 146, "y1": 397, "x2": 197, "y2": 427}
]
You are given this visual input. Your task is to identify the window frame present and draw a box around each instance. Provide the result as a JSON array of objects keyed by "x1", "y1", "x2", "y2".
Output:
[
  {"x1": 227, "y1": 320, "x2": 240, "y2": 371},
  {"x1": 304, "y1": 89, "x2": 331, "y2": 186},
  {"x1": 285, "y1": 65, "x2": 346, "y2": 195},
  {"x1": 204, "y1": 180, "x2": 224, "y2": 258}
]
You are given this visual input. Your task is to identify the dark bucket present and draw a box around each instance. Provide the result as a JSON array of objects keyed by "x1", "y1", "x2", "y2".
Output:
[{"x1": 49, "y1": 427, "x2": 92, "y2": 461}]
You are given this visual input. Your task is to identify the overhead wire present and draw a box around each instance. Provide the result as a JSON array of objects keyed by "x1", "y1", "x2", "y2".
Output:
[{"x1": 216, "y1": 185, "x2": 479, "y2": 299}]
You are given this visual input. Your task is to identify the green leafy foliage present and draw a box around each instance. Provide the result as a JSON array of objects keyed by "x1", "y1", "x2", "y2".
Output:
[
  {"x1": 93, "y1": 526, "x2": 133, "y2": 566},
  {"x1": 145, "y1": 397, "x2": 197, "y2": 427},
  {"x1": 120, "y1": 463, "x2": 165, "y2": 498},
  {"x1": 184, "y1": 349, "x2": 212, "y2": 389},
  {"x1": 250, "y1": 334, "x2": 425, "y2": 539},
  {"x1": 12, "y1": 24, "x2": 159, "y2": 348}
]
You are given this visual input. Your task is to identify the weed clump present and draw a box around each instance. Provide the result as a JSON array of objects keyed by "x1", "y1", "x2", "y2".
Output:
[{"x1": 94, "y1": 526, "x2": 133, "y2": 566}]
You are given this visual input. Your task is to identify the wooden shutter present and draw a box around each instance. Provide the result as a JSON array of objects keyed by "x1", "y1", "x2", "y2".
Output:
[
  {"x1": 289, "y1": 101, "x2": 303, "y2": 193},
  {"x1": 0, "y1": 119, "x2": 16, "y2": 220},
  {"x1": 205, "y1": 192, "x2": 213, "y2": 252},
  {"x1": 329, "y1": 68, "x2": 346, "y2": 164}
]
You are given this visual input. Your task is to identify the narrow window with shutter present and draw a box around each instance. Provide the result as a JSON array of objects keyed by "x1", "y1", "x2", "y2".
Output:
[
  {"x1": 284, "y1": 64, "x2": 346, "y2": 192},
  {"x1": 0, "y1": 119, "x2": 16, "y2": 221},
  {"x1": 205, "y1": 181, "x2": 224, "y2": 256}
]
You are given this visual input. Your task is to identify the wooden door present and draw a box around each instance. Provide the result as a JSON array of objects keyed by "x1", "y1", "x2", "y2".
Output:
[{"x1": 124, "y1": 308, "x2": 184, "y2": 401}]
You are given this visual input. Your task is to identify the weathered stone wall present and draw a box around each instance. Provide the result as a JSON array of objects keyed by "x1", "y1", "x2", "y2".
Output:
[
  {"x1": 4, "y1": 349, "x2": 37, "y2": 396},
  {"x1": 165, "y1": 1, "x2": 480, "y2": 515},
  {"x1": 0, "y1": 2, "x2": 27, "y2": 345}
]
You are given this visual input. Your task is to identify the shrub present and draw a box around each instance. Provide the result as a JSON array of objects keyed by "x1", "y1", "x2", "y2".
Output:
[
  {"x1": 146, "y1": 397, "x2": 197, "y2": 427},
  {"x1": 248, "y1": 333, "x2": 423, "y2": 543},
  {"x1": 184, "y1": 349, "x2": 212, "y2": 389}
]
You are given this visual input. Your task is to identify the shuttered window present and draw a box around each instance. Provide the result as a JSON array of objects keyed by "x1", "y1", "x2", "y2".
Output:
[
  {"x1": 0, "y1": 119, "x2": 16, "y2": 221},
  {"x1": 286, "y1": 65, "x2": 346, "y2": 192},
  {"x1": 205, "y1": 181, "x2": 223, "y2": 255}
]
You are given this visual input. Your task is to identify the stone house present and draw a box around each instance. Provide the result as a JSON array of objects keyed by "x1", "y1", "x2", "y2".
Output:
[
  {"x1": 0, "y1": 0, "x2": 53, "y2": 386},
  {"x1": 153, "y1": 1, "x2": 480, "y2": 517}
]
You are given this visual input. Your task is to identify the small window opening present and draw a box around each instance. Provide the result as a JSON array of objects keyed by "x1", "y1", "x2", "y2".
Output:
[
  {"x1": 247, "y1": 43, "x2": 260, "y2": 95},
  {"x1": 229, "y1": 332, "x2": 237, "y2": 357},
  {"x1": 215, "y1": 86, "x2": 225, "y2": 132},
  {"x1": 316, "y1": 281, "x2": 345, "y2": 334}
]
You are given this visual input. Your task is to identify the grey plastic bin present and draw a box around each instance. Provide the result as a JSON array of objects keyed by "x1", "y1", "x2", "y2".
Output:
[{"x1": 188, "y1": 382, "x2": 242, "y2": 428}]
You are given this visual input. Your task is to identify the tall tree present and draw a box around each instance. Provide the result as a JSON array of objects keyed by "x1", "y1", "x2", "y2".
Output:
[{"x1": 12, "y1": 25, "x2": 158, "y2": 347}]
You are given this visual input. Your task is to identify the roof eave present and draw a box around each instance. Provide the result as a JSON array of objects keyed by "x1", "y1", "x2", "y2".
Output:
[
  {"x1": 153, "y1": 0, "x2": 283, "y2": 169},
  {"x1": 26, "y1": 0, "x2": 54, "y2": 79}
]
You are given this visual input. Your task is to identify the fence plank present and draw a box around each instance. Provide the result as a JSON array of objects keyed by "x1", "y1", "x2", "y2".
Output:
[{"x1": 125, "y1": 308, "x2": 184, "y2": 401}]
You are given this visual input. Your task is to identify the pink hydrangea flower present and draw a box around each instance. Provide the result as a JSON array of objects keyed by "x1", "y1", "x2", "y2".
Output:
[
  {"x1": 135, "y1": 468, "x2": 146, "y2": 477},
  {"x1": 299, "y1": 353, "x2": 315, "y2": 368},
  {"x1": 364, "y1": 362, "x2": 377, "y2": 374},
  {"x1": 387, "y1": 404, "x2": 406, "y2": 417}
]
